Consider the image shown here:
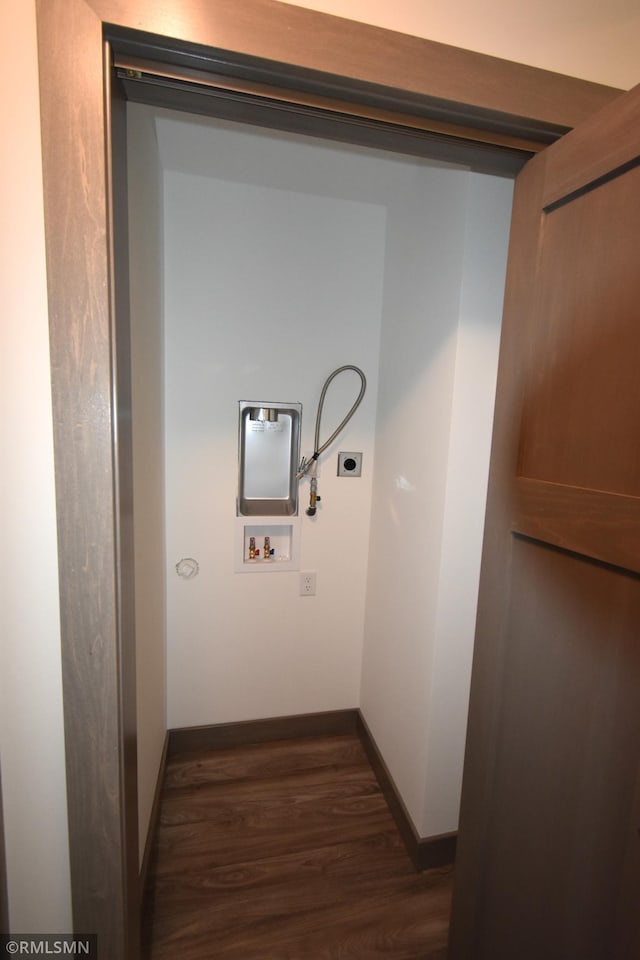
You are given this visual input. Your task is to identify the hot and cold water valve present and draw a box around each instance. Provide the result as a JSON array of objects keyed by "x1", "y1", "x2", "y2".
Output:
[{"x1": 247, "y1": 535, "x2": 275, "y2": 561}]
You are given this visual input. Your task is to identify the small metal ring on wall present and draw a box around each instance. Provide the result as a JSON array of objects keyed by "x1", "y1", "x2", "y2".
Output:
[{"x1": 176, "y1": 557, "x2": 199, "y2": 579}]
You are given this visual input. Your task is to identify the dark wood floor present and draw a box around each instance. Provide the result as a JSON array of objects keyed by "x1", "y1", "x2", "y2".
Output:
[{"x1": 143, "y1": 733, "x2": 453, "y2": 958}]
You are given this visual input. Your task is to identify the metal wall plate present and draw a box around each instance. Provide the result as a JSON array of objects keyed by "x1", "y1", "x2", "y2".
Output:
[{"x1": 337, "y1": 451, "x2": 362, "y2": 477}]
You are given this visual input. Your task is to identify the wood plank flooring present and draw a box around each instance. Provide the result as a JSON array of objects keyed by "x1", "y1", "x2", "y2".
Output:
[{"x1": 143, "y1": 733, "x2": 453, "y2": 958}]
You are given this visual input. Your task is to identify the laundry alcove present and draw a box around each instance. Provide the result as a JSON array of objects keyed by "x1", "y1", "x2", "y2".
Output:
[{"x1": 127, "y1": 101, "x2": 514, "y2": 868}]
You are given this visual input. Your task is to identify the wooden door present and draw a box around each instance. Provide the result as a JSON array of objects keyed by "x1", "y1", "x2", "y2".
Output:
[{"x1": 449, "y1": 85, "x2": 640, "y2": 959}]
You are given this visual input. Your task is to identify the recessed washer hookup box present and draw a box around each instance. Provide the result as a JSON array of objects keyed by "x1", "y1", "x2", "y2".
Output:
[{"x1": 237, "y1": 401, "x2": 302, "y2": 517}]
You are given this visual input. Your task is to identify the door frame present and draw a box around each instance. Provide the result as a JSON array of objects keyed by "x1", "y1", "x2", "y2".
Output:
[
  {"x1": 34, "y1": 0, "x2": 622, "y2": 954},
  {"x1": 0, "y1": 766, "x2": 8, "y2": 934}
]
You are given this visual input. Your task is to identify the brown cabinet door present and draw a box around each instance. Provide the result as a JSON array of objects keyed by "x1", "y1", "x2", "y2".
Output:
[{"x1": 450, "y1": 85, "x2": 640, "y2": 960}]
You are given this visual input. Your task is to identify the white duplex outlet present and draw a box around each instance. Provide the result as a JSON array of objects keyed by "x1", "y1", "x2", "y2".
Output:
[{"x1": 300, "y1": 571, "x2": 317, "y2": 596}]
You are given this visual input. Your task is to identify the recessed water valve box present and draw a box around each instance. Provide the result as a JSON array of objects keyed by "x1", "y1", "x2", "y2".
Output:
[
  {"x1": 237, "y1": 401, "x2": 302, "y2": 516},
  {"x1": 234, "y1": 518, "x2": 301, "y2": 573},
  {"x1": 337, "y1": 451, "x2": 362, "y2": 477}
]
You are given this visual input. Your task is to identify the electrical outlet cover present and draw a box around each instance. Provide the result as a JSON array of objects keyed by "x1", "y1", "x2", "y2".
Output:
[
  {"x1": 337, "y1": 451, "x2": 362, "y2": 477},
  {"x1": 299, "y1": 571, "x2": 317, "y2": 596}
]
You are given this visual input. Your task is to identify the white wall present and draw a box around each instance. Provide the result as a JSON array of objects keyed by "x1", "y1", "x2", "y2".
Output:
[
  {"x1": 279, "y1": 0, "x2": 640, "y2": 90},
  {"x1": 159, "y1": 116, "x2": 386, "y2": 727},
  {"x1": 0, "y1": 0, "x2": 72, "y2": 931},
  {"x1": 420, "y1": 172, "x2": 513, "y2": 837},
  {"x1": 360, "y1": 164, "x2": 468, "y2": 829},
  {"x1": 360, "y1": 167, "x2": 511, "y2": 839},
  {"x1": 127, "y1": 104, "x2": 168, "y2": 865}
]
